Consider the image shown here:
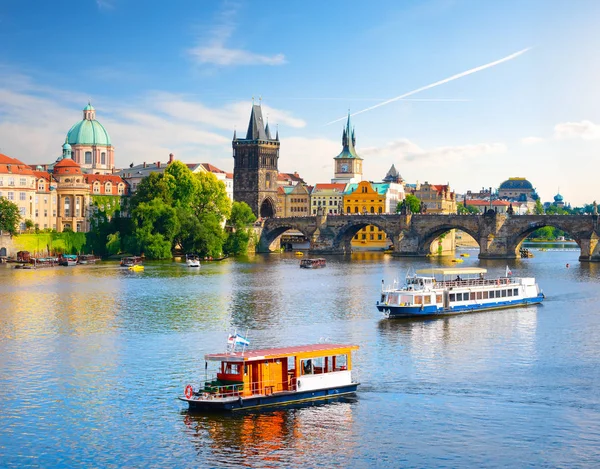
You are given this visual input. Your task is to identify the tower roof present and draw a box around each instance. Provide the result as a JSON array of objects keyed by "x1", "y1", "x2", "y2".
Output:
[
  {"x1": 245, "y1": 104, "x2": 269, "y2": 140},
  {"x1": 383, "y1": 164, "x2": 402, "y2": 183},
  {"x1": 334, "y1": 112, "x2": 362, "y2": 160},
  {"x1": 67, "y1": 103, "x2": 111, "y2": 146}
]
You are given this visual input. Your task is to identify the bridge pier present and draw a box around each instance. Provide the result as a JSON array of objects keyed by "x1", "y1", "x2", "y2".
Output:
[{"x1": 578, "y1": 234, "x2": 600, "y2": 262}]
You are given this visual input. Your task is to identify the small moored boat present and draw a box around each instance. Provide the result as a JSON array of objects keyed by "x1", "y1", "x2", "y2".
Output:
[
  {"x1": 180, "y1": 340, "x2": 359, "y2": 412},
  {"x1": 77, "y1": 254, "x2": 98, "y2": 265},
  {"x1": 120, "y1": 256, "x2": 143, "y2": 268},
  {"x1": 299, "y1": 258, "x2": 326, "y2": 269},
  {"x1": 377, "y1": 267, "x2": 544, "y2": 318},
  {"x1": 185, "y1": 254, "x2": 201, "y2": 268},
  {"x1": 58, "y1": 254, "x2": 78, "y2": 266}
]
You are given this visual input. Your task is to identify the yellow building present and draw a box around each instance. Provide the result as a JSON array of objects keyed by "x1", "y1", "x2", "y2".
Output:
[
  {"x1": 310, "y1": 183, "x2": 346, "y2": 215},
  {"x1": 344, "y1": 181, "x2": 391, "y2": 250},
  {"x1": 411, "y1": 181, "x2": 457, "y2": 214},
  {"x1": 0, "y1": 153, "x2": 38, "y2": 232}
]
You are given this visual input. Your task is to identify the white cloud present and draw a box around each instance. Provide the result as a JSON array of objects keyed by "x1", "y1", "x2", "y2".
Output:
[
  {"x1": 554, "y1": 120, "x2": 600, "y2": 140},
  {"x1": 520, "y1": 136, "x2": 544, "y2": 145},
  {"x1": 188, "y1": 5, "x2": 285, "y2": 67}
]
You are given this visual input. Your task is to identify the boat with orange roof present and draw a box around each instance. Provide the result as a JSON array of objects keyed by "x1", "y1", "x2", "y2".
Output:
[{"x1": 180, "y1": 337, "x2": 359, "y2": 412}]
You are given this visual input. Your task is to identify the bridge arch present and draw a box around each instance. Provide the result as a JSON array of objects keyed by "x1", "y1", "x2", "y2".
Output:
[
  {"x1": 259, "y1": 223, "x2": 314, "y2": 252},
  {"x1": 332, "y1": 219, "x2": 398, "y2": 253},
  {"x1": 417, "y1": 224, "x2": 481, "y2": 255},
  {"x1": 507, "y1": 220, "x2": 584, "y2": 258}
]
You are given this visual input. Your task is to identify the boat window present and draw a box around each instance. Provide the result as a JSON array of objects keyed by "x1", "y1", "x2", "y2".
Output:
[
  {"x1": 502, "y1": 290, "x2": 507, "y2": 297},
  {"x1": 424, "y1": 295, "x2": 431, "y2": 305},
  {"x1": 414, "y1": 296, "x2": 423, "y2": 305},
  {"x1": 333, "y1": 354, "x2": 347, "y2": 371},
  {"x1": 400, "y1": 295, "x2": 412, "y2": 304},
  {"x1": 449, "y1": 293, "x2": 456, "y2": 302},
  {"x1": 301, "y1": 359, "x2": 313, "y2": 375},
  {"x1": 489, "y1": 290, "x2": 495, "y2": 299},
  {"x1": 312, "y1": 356, "x2": 325, "y2": 374},
  {"x1": 513, "y1": 288, "x2": 518, "y2": 295},
  {"x1": 508, "y1": 289, "x2": 513, "y2": 297},
  {"x1": 224, "y1": 363, "x2": 241, "y2": 375},
  {"x1": 470, "y1": 292, "x2": 476, "y2": 301},
  {"x1": 388, "y1": 293, "x2": 399, "y2": 304},
  {"x1": 476, "y1": 292, "x2": 483, "y2": 300},
  {"x1": 483, "y1": 291, "x2": 489, "y2": 299},
  {"x1": 436, "y1": 294, "x2": 442, "y2": 303}
]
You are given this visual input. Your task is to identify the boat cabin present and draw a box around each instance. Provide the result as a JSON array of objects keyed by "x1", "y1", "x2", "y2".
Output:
[
  {"x1": 120, "y1": 256, "x2": 143, "y2": 267},
  {"x1": 202, "y1": 344, "x2": 358, "y2": 398},
  {"x1": 299, "y1": 258, "x2": 326, "y2": 269}
]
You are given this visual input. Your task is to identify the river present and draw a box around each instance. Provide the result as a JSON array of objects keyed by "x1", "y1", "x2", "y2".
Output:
[{"x1": 1, "y1": 247, "x2": 599, "y2": 468}]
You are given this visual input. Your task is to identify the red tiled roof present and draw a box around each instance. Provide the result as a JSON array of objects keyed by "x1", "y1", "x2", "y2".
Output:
[
  {"x1": 86, "y1": 174, "x2": 126, "y2": 184},
  {"x1": 202, "y1": 163, "x2": 225, "y2": 173},
  {"x1": 0, "y1": 153, "x2": 35, "y2": 175},
  {"x1": 467, "y1": 199, "x2": 510, "y2": 206},
  {"x1": 313, "y1": 183, "x2": 346, "y2": 191},
  {"x1": 205, "y1": 344, "x2": 359, "y2": 362},
  {"x1": 32, "y1": 170, "x2": 52, "y2": 181},
  {"x1": 225, "y1": 172, "x2": 233, "y2": 179},
  {"x1": 277, "y1": 186, "x2": 285, "y2": 194}
]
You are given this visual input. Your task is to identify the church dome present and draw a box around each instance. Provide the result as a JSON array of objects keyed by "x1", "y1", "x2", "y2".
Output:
[
  {"x1": 66, "y1": 103, "x2": 112, "y2": 146},
  {"x1": 54, "y1": 157, "x2": 82, "y2": 175},
  {"x1": 499, "y1": 177, "x2": 533, "y2": 190},
  {"x1": 554, "y1": 193, "x2": 564, "y2": 202}
]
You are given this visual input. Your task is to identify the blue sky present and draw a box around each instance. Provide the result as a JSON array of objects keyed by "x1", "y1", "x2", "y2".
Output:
[{"x1": 1, "y1": 0, "x2": 599, "y2": 204}]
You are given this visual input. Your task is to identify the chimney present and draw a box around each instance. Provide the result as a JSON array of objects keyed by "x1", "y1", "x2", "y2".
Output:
[
  {"x1": 294, "y1": 171, "x2": 299, "y2": 177},
  {"x1": 157, "y1": 161, "x2": 161, "y2": 168},
  {"x1": 168, "y1": 153, "x2": 174, "y2": 164},
  {"x1": 143, "y1": 162, "x2": 147, "y2": 168}
]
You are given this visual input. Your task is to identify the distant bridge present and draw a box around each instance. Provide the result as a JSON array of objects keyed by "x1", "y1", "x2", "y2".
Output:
[{"x1": 256, "y1": 213, "x2": 600, "y2": 261}]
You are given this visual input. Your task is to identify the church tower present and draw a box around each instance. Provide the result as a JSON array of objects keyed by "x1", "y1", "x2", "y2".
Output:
[
  {"x1": 233, "y1": 103, "x2": 280, "y2": 218},
  {"x1": 331, "y1": 112, "x2": 363, "y2": 184}
]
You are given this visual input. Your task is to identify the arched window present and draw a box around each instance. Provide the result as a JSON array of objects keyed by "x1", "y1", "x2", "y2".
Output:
[
  {"x1": 85, "y1": 151, "x2": 92, "y2": 164},
  {"x1": 354, "y1": 206, "x2": 359, "y2": 213},
  {"x1": 118, "y1": 183, "x2": 124, "y2": 195},
  {"x1": 94, "y1": 182, "x2": 100, "y2": 194},
  {"x1": 346, "y1": 207, "x2": 351, "y2": 214},
  {"x1": 75, "y1": 197, "x2": 80, "y2": 216},
  {"x1": 64, "y1": 196, "x2": 71, "y2": 217},
  {"x1": 105, "y1": 182, "x2": 112, "y2": 193},
  {"x1": 370, "y1": 206, "x2": 375, "y2": 213},
  {"x1": 266, "y1": 173, "x2": 271, "y2": 189},
  {"x1": 101, "y1": 152, "x2": 106, "y2": 165},
  {"x1": 378, "y1": 207, "x2": 383, "y2": 214}
]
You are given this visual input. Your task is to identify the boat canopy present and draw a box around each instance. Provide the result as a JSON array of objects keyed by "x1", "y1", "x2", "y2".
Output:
[
  {"x1": 205, "y1": 343, "x2": 359, "y2": 363},
  {"x1": 415, "y1": 267, "x2": 488, "y2": 276}
]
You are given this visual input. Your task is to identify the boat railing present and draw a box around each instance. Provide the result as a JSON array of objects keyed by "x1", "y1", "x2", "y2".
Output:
[
  {"x1": 189, "y1": 377, "x2": 298, "y2": 400},
  {"x1": 382, "y1": 277, "x2": 517, "y2": 293}
]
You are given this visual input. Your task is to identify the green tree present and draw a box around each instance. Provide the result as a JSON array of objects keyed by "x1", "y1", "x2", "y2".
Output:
[
  {"x1": 457, "y1": 203, "x2": 480, "y2": 214},
  {"x1": 24, "y1": 219, "x2": 34, "y2": 232},
  {"x1": 396, "y1": 194, "x2": 421, "y2": 214},
  {"x1": 534, "y1": 199, "x2": 544, "y2": 215},
  {"x1": 224, "y1": 201, "x2": 257, "y2": 255},
  {"x1": 0, "y1": 198, "x2": 21, "y2": 235},
  {"x1": 192, "y1": 172, "x2": 231, "y2": 223}
]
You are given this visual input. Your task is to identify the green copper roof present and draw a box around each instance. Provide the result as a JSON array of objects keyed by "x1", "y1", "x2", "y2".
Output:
[
  {"x1": 344, "y1": 182, "x2": 390, "y2": 196},
  {"x1": 84, "y1": 102, "x2": 95, "y2": 111},
  {"x1": 67, "y1": 119, "x2": 111, "y2": 146}
]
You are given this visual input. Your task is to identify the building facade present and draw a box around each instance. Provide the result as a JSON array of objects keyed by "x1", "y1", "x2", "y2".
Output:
[
  {"x1": 411, "y1": 182, "x2": 457, "y2": 214},
  {"x1": 0, "y1": 153, "x2": 37, "y2": 231},
  {"x1": 310, "y1": 183, "x2": 346, "y2": 215},
  {"x1": 233, "y1": 104, "x2": 280, "y2": 218},
  {"x1": 279, "y1": 184, "x2": 311, "y2": 217}
]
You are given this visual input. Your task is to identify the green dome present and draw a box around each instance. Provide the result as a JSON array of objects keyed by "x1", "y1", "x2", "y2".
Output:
[
  {"x1": 62, "y1": 141, "x2": 71, "y2": 150},
  {"x1": 67, "y1": 118, "x2": 111, "y2": 146}
]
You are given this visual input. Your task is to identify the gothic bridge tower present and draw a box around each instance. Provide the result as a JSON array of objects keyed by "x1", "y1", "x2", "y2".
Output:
[{"x1": 233, "y1": 104, "x2": 280, "y2": 218}]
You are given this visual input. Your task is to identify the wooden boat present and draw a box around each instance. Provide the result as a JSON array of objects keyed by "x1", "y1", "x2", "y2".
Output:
[
  {"x1": 185, "y1": 254, "x2": 201, "y2": 268},
  {"x1": 58, "y1": 254, "x2": 78, "y2": 266},
  {"x1": 120, "y1": 256, "x2": 143, "y2": 268},
  {"x1": 180, "y1": 342, "x2": 359, "y2": 412},
  {"x1": 377, "y1": 267, "x2": 544, "y2": 318},
  {"x1": 299, "y1": 258, "x2": 326, "y2": 269}
]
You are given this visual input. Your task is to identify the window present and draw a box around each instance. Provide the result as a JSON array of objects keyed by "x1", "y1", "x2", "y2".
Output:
[
  {"x1": 8, "y1": 178, "x2": 15, "y2": 186},
  {"x1": 101, "y1": 152, "x2": 106, "y2": 164},
  {"x1": 301, "y1": 359, "x2": 314, "y2": 375},
  {"x1": 450, "y1": 293, "x2": 456, "y2": 302},
  {"x1": 20, "y1": 192, "x2": 26, "y2": 201},
  {"x1": 354, "y1": 207, "x2": 358, "y2": 213},
  {"x1": 7, "y1": 192, "x2": 14, "y2": 200},
  {"x1": 508, "y1": 289, "x2": 513, "y2": 297},
  {"x1": 44, "y1": 210, "x2": 47, "y2": 217},
  {"x1": 424, "y1": 295, "x2": 431, "y2": 305},
  {"x1": 436, "y1": 294, "x2": 443, "y2": 303},
  {"x1": 513, "y1": 288, "x2": 518, "y2": 296},
  {"x1": 105, "y1": 182, "x2": 112, "y2": 193},
  {"x1": 501, "y1": 290, "x2": 507, "y2": 298},
  {"x1": 64, "y1": 196, "x2": 71, "y2": 217},
  {"x1": 483, "y1": 291, "x2": 489, "y2": 299},
  {"x1": 370, "y1": 226, "x2": 374, "y2": 231},
  {"x1": 362, "y1": 234, "x2": 366, "y2": 240},
  {"x1": 85, "y1": 151, "x2": 92, "y2": 164},
  {"x1": 378, "y1": 234, "x2": 382, "y2": 240},
  {"x1": 476, "y1": 292, "x2": 483, "y2": 300},
  {"x1": 470, "y1": 292, "x2": 476, "y2": 300},
  {"x1": 19, "y1": 207, "x2": 26, "y2": 216},
  {"x1": 118, "y1": 184, "x2": 124, "y2": 195},
  {"x1": 414, "y1": 296, "x2": 423, "y2": 305},
  {"x1": 347, "y1": 207, "x2": 351, "y2": 214},
  {"x1": 94, "y1": 183, "x2": 100, "y2": 194},
  {"x1": 370, "y1": 234, "x2": 374, "y2": 240},
  {"x1": 20, "y1": 177, "x2": 26, "y2": 186}
]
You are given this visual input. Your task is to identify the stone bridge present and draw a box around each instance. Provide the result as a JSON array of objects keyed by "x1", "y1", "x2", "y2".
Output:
[{"x1": 257, "y1": 213, "x2": 600, "y2": 261}]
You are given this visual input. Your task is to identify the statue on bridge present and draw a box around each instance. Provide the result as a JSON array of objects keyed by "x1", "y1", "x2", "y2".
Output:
[
  {"x1": 507, "y1": 203, "x2": 514, "y2": 215},
  {"x1": 398, "y1": 199, "x2": 411, "y2": 215},
  {"x1": 594, "y1": 201, "x2": 598, "y2": 216}
]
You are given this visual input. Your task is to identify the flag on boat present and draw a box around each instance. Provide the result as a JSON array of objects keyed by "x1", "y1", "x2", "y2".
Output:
[
  {"x1": 505, "y1": 266, "x2": 512, "y2": 276},
  {"x1": 228, "y1": 334, "x2": 250, "y2": 347}
]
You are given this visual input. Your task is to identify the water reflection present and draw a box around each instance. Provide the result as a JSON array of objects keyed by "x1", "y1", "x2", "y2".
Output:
[{"x1": 182, "y1": 402, "x2": 355, "y2": 467}]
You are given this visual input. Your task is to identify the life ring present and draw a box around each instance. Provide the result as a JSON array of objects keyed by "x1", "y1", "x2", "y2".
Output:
[{"x1": 185, "y1": 384, "x2": 194, "y2": 399}]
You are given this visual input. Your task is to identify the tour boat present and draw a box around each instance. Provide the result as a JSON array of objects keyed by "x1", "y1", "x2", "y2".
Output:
[
  {"x1": 299, "y1": 258, "x2": 326, "y2": 269},
  {"x1": 180, "y1": 340, "x2": 359, "y2": 412},
  {"x1": 120, "y1": 256, "x2": 143, "y2": 268},
  {"x1": 77, "y1": 254, "x2": 98, "y2": 265},
  {"x1": 185, "y1": 254, "x2": 201, "y2": 268},
  {"x1": 377, "y1": 267, "x2": 544, "y2": 318}
]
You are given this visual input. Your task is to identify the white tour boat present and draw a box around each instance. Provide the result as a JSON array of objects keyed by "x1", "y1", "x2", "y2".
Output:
[{"x1": 377, "y1": 267, "x2": 544, "y2": 318}]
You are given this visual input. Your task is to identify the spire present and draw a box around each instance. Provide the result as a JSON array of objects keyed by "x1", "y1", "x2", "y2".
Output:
[
  {"x1": 334, "y1": 110, "x2": 361, "y2": 160},
  {"x1": 275, "y1": 125, "x2": 279, "y2": 141},
  {"x1": 245, "y1": 103, "x2": 269, "y2": 140},
  {"x1": 233, "y1": 128, "x2": 237, "y2": 140},
  {"x1": 265, "y1": 117, "x2": 272, "y2": 139}
]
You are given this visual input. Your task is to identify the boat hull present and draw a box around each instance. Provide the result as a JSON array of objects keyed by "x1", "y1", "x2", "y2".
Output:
[
  {"x1": 179, "y1": 383, "x2": 359, "y2": 412},
  {"x1": 377, "y1": 294, "x2": 545, "y2": 318}
]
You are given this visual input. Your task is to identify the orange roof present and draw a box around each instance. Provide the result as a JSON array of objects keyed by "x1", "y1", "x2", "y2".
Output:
[
  {"x1": 467, "y1": 199, "x2": 510, "y2": 206},
  {"x1": 86, "y1": 174, "x2": 125, "y2": 184},
  {"x1": 205, "y1": 344, "x2": 359, "y2": 362},
  {"x1": 277, "y1": 186, "x2": 285, "y2": 194},
  {"x1": 54, "y1": 158, "x2": 82, "y2": 175},
  {"x1": 225, "y1": 172, "x2": 233, "y2": 178},
  {"x1": 0, "y1": 153, "x2": 35, "y2": 175},
  {"x1": 313, "y1": 183, "x2": 346, "y2": 192},
  {"x1": 202, "y1": 163, "x2": 225, "y2": 173},
  {"x1": 32, "y1": 170, "x2": 52, "y2": 181}
]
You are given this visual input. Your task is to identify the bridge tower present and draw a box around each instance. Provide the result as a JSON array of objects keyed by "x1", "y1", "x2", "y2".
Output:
[
  {"x1": 233, "y1": 103, "x2": 280, "y2": 218},
  {"x1": 331, "y1": 112, "x2": 363, "y2": 184}
]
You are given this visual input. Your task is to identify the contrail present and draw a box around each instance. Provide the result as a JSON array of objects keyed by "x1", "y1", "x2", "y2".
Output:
[{"x1": 326, "y1": 47, "x2": 532, "y2": 125}]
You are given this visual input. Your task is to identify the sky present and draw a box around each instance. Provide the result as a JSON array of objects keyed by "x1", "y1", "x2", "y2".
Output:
[{"x1": 1, "y1": 0, "x2": 600, "y2": 205}]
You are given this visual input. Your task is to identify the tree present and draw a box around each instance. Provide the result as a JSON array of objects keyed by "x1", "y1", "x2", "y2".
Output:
[
  {"x1": 0, "y1": 198, "x2": 21, "y2": 235},
  {"x1": 534, "y1": 199, "x2": 544, "y2": 215},
  {"x1": 192, "y1": 172, "x2": 231, "y2": 223},
  {"x1": 457, "y1": 203, "x2": 480, "y2": 214},
  {"x1": 396, "y1": 194, "x2": 421, "y2": 214},
  {"x1": 24, "y1": 219, "x2": 34, "y2": 232},
  {"x1": 224, "y1": 201, "x2": 257, "y2": 255}
]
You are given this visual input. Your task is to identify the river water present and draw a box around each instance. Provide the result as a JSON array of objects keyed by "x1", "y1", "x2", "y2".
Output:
[{"x1": 1, "y1": 248, "x2": 599, "y2": 468}]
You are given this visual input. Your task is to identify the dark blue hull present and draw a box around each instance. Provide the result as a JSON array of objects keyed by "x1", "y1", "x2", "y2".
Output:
[
  {"x1": 377, "y1": 294, "x2": 545, "y2": 318},
  {"x1": 180, "y1": 383, "x2": 359, "y2": 412}
]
